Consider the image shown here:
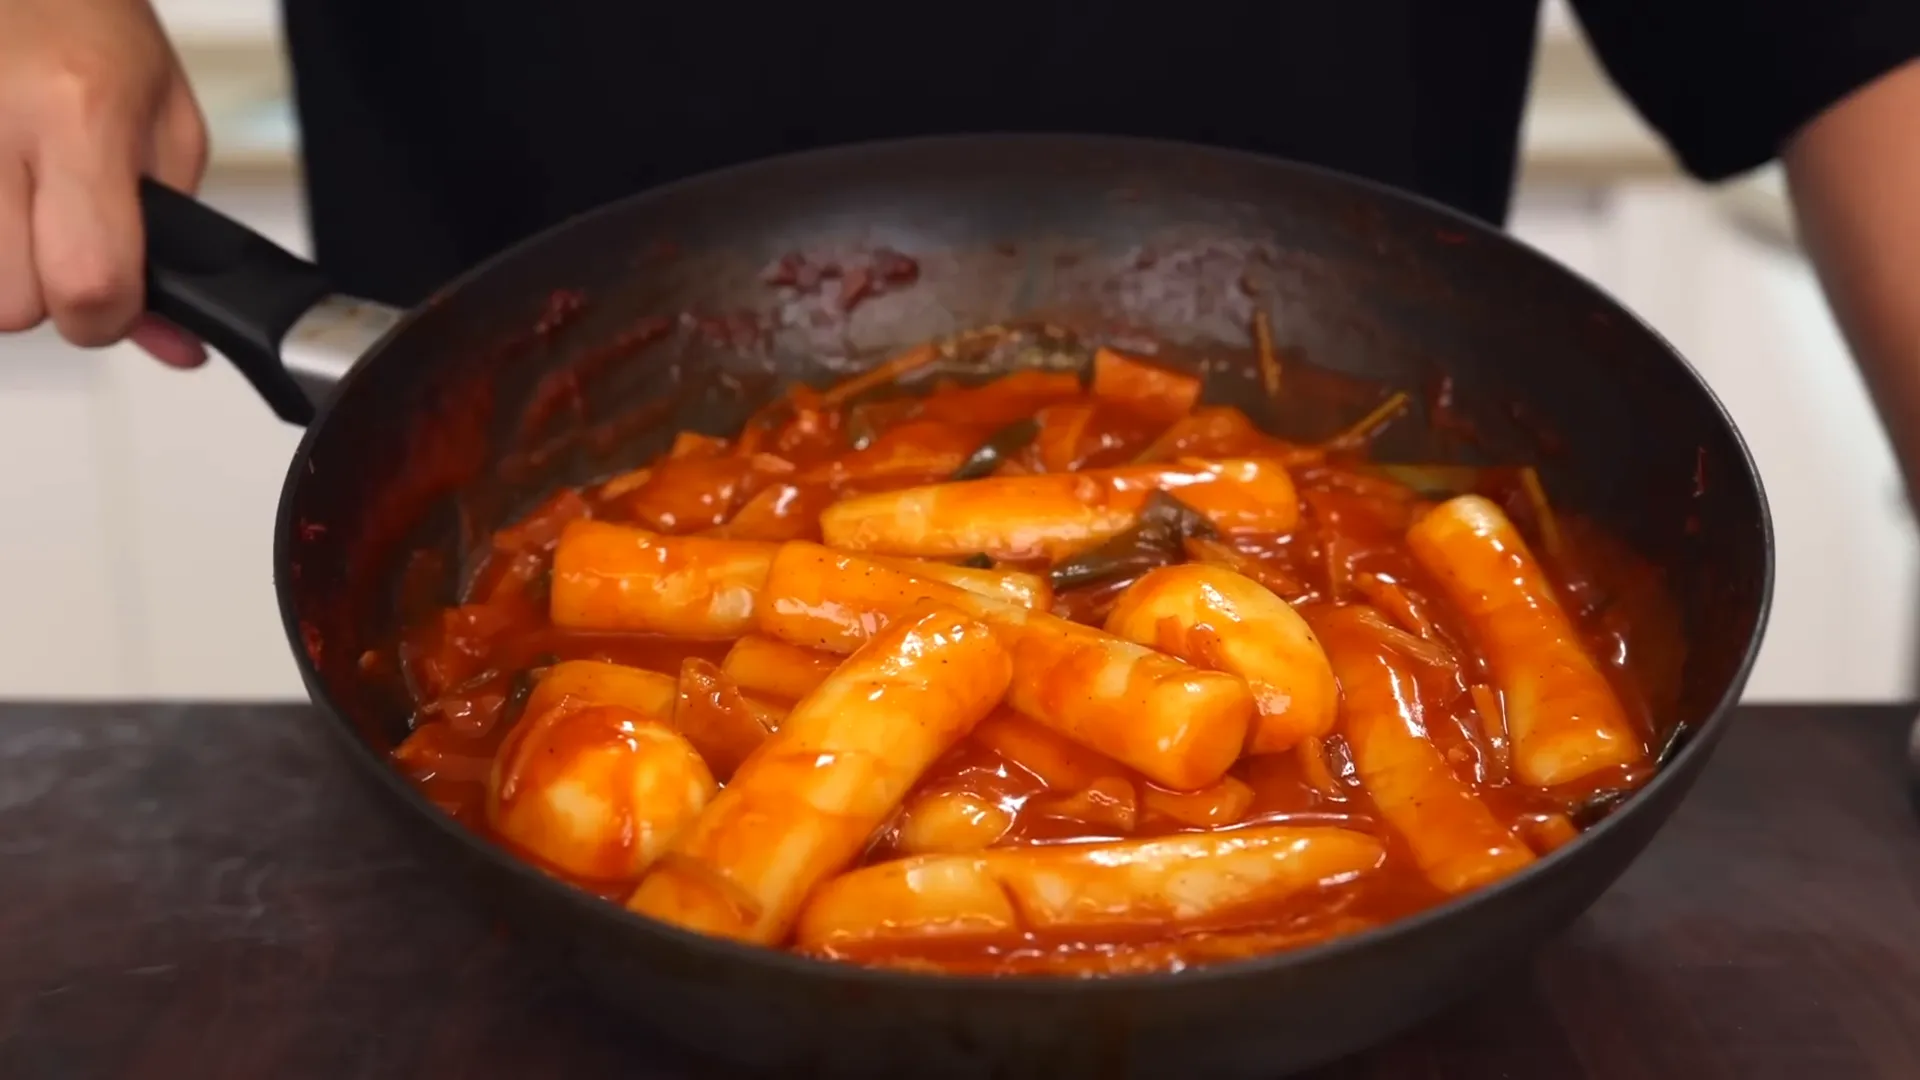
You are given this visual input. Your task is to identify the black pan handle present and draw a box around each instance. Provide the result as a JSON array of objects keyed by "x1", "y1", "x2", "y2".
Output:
[{"x1": 140, "y1": 177, "x2": 398, "y2": 426}]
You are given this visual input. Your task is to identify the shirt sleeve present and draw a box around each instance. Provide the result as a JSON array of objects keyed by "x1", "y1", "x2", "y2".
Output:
[{"x1": 1569, "y1": 0, "x2": 1920, "y2": 180}]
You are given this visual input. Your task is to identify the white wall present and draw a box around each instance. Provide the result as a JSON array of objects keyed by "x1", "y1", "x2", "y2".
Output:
[
  {"x1": 0, "y1": 182, "x2": 306, "y2": 700},
  {"x1": 151, "y1": 0, "x2": 281, "y2": 39}
]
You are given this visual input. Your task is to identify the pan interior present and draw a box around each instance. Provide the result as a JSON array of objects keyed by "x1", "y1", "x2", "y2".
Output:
[{"x1": 279, "y1": 134, "x2": 1769, "y2": 891}]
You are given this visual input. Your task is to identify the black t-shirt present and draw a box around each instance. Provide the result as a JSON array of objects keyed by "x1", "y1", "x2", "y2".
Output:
[{"x1": 280, "y1": 1, "x2": 1920, "y2": 307}]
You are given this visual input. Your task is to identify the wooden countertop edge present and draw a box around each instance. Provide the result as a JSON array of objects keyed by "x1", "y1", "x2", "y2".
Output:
[{"x1": 1, "y1": 700, "x2": 1912, "y2": 1077}]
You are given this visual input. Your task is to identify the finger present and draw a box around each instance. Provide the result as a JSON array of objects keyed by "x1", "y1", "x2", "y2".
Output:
[
  {"x1": 30, "y1": 109, "x2": 146, "y2": 348},
  {"x1": 0, "y1": 157, "x2": 43, "y2": 332},
  {"x1": 146, "y1": 69, "x2": 207, "y2": 193},
  {"x1": 134, "y1": 70, "x2": 209, "y2": 367},
  {"x1": 130, "y1": 314, "x2": 205, "y2": 368}
]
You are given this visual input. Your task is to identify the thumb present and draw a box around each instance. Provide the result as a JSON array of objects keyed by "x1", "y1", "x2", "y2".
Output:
[{"x1": 130, "y1": 315, "x2": 205, "y2": 367}]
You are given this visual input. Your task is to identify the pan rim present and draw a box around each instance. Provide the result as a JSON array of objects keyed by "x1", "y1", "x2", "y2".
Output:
[{"x1": 272, "y1": 131, "x2": 1777, "y2": 997}]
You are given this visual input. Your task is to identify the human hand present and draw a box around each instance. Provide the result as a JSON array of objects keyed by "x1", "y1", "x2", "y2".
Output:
[{"x1": 0, "y1": 0, "x2": 209, "y2": 366}]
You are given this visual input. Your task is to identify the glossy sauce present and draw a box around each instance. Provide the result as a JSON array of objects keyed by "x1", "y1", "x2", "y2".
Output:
[{"x1": 390, "y1": 332, "x2": 1677, "y2": 974}]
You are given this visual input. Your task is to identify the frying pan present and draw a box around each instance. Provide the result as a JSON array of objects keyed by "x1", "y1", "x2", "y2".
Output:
[{"x1": 137, "y1": 135, "x2": 1773, "y2": 1078}]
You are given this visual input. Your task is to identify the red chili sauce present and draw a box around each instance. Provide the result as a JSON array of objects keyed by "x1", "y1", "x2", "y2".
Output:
[{"x1": 389, "y1": 328, "x2": 1681, "y2": 976}]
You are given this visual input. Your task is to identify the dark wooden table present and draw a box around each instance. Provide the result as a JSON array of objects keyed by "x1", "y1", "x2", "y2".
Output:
[{"x1": 2, "y1": 703, "x2": 1917, "y2": 1079}]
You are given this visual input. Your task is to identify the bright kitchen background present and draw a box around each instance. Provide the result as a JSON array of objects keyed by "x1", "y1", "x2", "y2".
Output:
[{"x1": 1, "y1": 0, "x2": 1910, "y2": 701}]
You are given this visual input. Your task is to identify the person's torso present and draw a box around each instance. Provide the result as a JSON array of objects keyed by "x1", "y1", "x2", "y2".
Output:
[{"x1": 283, "y1": 1, "x2": 1543, "y2": 304}]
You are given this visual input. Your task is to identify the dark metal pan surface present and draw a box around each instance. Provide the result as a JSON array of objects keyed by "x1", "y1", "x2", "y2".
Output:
[{"x1": 139, "y1": 135, "x2": 1773, "y2": 1078}]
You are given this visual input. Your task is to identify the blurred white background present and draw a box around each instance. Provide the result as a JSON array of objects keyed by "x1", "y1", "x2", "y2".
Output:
[{"x1": 1, "y1": 0, "x2": 1911, "y2": 702}]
